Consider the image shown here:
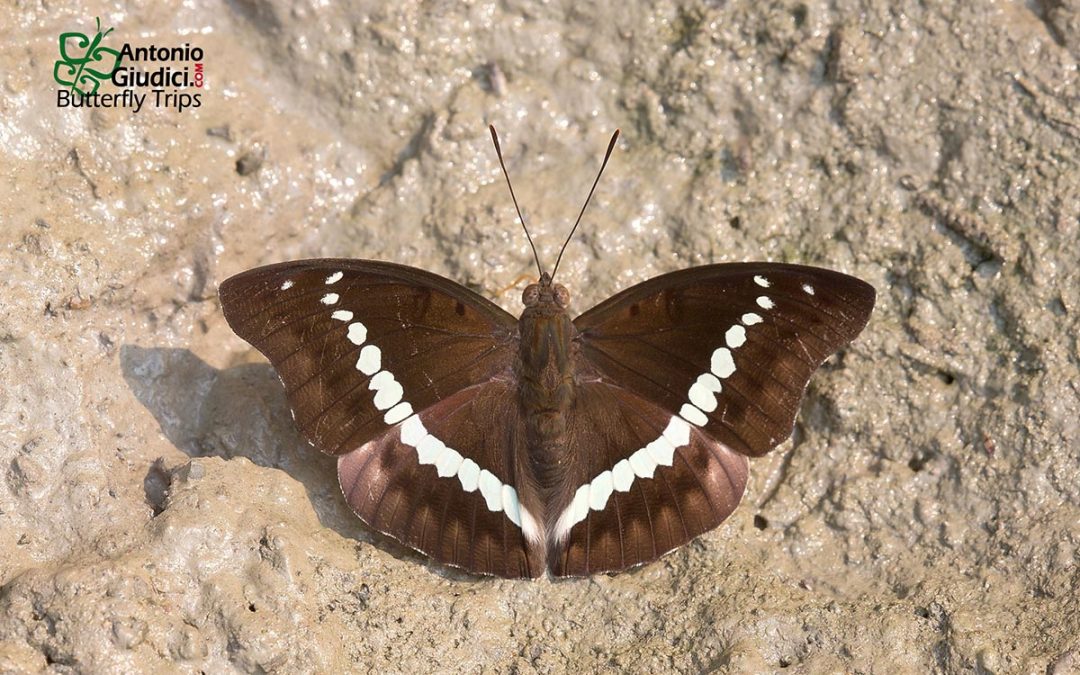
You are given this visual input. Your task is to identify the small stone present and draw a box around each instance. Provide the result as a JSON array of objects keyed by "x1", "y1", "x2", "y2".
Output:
[
  {"x1": 236, "y1": 147, "x2": 265, "y2": 176},
  {"x1": 177, "y1": 460, "x2": 205, "y2": 482},
  {"x1": 111, "y1": 617, "x2": 147, "y2": 649},
  {"x1": 176, "y1": 625, "x2": 208, "y2": 660}
]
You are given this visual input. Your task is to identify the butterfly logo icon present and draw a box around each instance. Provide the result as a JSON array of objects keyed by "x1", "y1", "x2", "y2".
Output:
[{"x1": 53, "y1": 17, "x2": 122, "y2": 97}]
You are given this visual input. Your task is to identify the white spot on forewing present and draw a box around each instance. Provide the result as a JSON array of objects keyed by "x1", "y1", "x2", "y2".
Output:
[
  {"x1": 346, "y1": 322, "x2": 367, "y2": 344},
  {"x1": 356, "y1": 345, "x2": 381, "y2": 375},
  {"x1": 368, "y1": 371, "x2": 403, "y2": 410},
  {"x1": 457, "y1": 458, "x2": 480, "y2": 492},
  {"x1": 435, "y1": 447, "x2": 464, "y2": 478},
  {"x1": 697, "y1": 372, "x2": 723, "y2": 393},
  {"x1": 741, "y1": 312, "x2": 763, "y2": 326},
  {"x1": 416, "y1": 435, "x2": 446, "y2": 464},
  {"x1": 711, "y1": 347, "x2": 736, "y2": 378},
  {"x1": 628, "y1": 448, "x2": 657, "y2": 478},
  {"x1": 688, "y1": 382, "x2": 718, "y2": 413},
  {"x1": 802, "y1": 283, "x2": 815, "y2": 295},
  {"x1": 754, "y1": 275, "x2": 770, "y2": 288},
  {"x1": 478, "y1": 471, "x2": 503, "y2": 512},
  {"x1": 725, "y1": 325, "x2": 747, "y2": 349},
  {"x1": 321, "y1": 293, "x2": 339, "y2": 305},
  {"x1": 280, "y1": 280, "x2": 294, "y2": 290},
  {"x1": 383, "y1": 401, "x2": 412, "y2": 425},
  {"x1": 325, "y1": 271, "x2": 343, "y2": 285},
  {"x1": 757, "y1": 295, "x2": 774, "y2": 310},
  {"x1": 679, "y1": 403, "x2": 709, "y2": 427},
  {"x1": 612, "y1": 459, "x2": 634, "y2": 491},
  {"x1": 332, "y1": 310, "x2": 354, "y2": 322},
  {"x1": 400, "y1": 415, "x2": 428, "y2": 446}
]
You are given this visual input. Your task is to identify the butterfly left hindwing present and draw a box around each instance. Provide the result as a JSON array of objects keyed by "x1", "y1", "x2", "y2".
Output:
[
  {"x1": 543, "y1": 263, "x2": 875, "y2": 574},
  {"x1": 338, "y1": 380, "x2": 544, "y2": 578},
  {"x1": 548, "y1": 380, "x2": 749, "y2": 576}
]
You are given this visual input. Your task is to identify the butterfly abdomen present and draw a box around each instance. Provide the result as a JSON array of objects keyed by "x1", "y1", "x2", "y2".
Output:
[{"x1": 516, "y1": 303, "x2": 586, "y2": 529}]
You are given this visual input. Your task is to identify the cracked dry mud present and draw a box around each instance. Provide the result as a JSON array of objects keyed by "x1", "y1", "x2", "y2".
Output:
[{"x1": 1, "y1": 1, "x2": 1078, "y2": 673}]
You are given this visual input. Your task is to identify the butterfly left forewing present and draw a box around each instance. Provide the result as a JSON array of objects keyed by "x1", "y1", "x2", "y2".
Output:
[
  {"x1": 221, "y1": 259, "x2": 546, "y2": 578},
  {"x1": 547, "y1": 263, "x2": 874, "y2": 575},
  {"x1": 573, "y1": 263, "x2": 875, "y2": 457}
]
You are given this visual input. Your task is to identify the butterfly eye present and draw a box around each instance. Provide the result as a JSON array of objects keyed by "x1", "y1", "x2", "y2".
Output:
[
  {"x1": 522, "y1": 284, "x2": 540, "y2": 307},
  {"x1": 554, "y1": 284, "x2": 571, "y2": 308}
]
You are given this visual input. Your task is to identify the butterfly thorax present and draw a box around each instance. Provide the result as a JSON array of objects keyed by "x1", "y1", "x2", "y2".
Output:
[{"x1": 516, "y1": 276, "x2": 581, "y2": 523}]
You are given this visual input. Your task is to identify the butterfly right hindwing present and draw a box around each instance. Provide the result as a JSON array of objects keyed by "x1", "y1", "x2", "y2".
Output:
[
  {"x1": 548, "y1": 380, "x2": 749, "y2": 576},
  {"x1": 221, "y1": 259, "x2": 544, "y2": 578}
]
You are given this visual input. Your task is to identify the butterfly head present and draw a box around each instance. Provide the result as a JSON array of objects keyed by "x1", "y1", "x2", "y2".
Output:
[{"x1": 523, "y1": 272, "x2": 570, "y2": 309}]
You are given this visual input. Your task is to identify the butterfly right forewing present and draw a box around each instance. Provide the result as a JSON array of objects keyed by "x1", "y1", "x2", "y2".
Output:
[
  {"x1": 220, "y1": 259, "x2": 519, "y2": 456},
  {"x1": 221, "y1": 259, "x2": 546, "y2": 578}
]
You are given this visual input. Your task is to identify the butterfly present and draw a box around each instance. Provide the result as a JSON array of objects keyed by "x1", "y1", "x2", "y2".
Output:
[{"x1": 219, "y1": 127, "x2": 875, "y2": 578}]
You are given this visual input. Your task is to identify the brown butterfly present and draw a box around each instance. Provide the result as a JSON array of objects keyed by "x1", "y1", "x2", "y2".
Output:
[{"x1": 219, "y1": 128, "x2": 875, "y2": 578}]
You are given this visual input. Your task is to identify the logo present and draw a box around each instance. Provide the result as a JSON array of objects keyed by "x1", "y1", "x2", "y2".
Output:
[
  {"x1": 53, "y1": 17, "x2": 121, "y2": 96},
  {"x1": 54, "y1": 17, "x2": 205, "y2": 114}
]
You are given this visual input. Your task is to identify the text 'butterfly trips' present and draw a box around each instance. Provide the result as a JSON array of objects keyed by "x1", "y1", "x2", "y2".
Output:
[{"x1": 219, "y1": 127, "x2": 875, "y2": 578}]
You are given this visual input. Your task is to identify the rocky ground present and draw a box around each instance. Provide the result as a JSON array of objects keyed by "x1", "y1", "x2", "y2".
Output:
[{"x1": 1, "y1": 1, "x2": 1078, "y2": 672}]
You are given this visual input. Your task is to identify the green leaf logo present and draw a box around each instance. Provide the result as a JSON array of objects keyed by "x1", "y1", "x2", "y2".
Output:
[{"x1": 53, "y1": 17, "x2": 122, "y2": 97}]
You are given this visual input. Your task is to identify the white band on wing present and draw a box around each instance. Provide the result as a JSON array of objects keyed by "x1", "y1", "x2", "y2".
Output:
[
  {"x1": 400, "y1": 414, "x2": 542, "y2": 544},
  {"x1": 310, "y1": 274, "x2": 543, "y2": 544},
  {"x1": 553, "y1": 416, "x2": 692, "y2": 541},
  {"x1": 553, "y1": 286, "x2": 774, "y2": 540}
]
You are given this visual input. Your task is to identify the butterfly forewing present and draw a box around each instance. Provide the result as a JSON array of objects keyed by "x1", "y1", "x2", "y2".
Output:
[
  {"x1": 219, "y1": 259, "x2": 519, "y2": 456},
  {"x1": 221, "y1": 256, "x2": 874, "y2": 579},
  {"x1": 221, "y1": 259, "x2": 547, "y2": 577},
  {"x1": 573, "y1": 263, "x2": 876, "y2": 458}
]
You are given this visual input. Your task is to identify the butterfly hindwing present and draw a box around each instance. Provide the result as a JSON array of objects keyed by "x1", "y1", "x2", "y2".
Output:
[
  {"x1": 221, "y1": 259, "x2": 544, "y2": 578},
  {"x1": 573, "y1": 263, "x2": 876, "y2": 458},
  {"x1": 222, "y1": 258, "x2": 874, "y2": 578},
  {"x1": 219, "y1": 259, "x2": 519, "y2": 456},
  {"x1": 549, "y1": 382, "x2": 749, "y2": 576},
  {"x1": 337, "y1": 381, "x2": 545, "y2": 578}
]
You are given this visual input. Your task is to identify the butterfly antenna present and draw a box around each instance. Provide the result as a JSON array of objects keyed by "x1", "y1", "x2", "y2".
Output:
[
  {"x1": 551, "y1": 129, "x2": 620, "y2": 281},
  {"x1": 489, "y1": 125, "x2": 544, "y2": 278}
]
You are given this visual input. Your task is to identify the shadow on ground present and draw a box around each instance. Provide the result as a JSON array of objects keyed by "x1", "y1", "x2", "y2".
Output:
[{"x1": 118, "y1": 344, "x2": 445, "y2": 574}]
